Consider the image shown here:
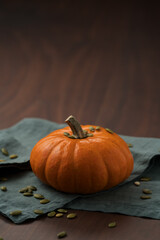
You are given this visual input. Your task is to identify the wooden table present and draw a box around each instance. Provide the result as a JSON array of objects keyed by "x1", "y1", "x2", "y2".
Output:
[{"x1": 0, "y1": 1, "x2": 160, "y2": 239}]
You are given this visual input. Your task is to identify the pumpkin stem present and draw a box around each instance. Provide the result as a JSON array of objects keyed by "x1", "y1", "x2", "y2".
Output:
[{"x1": 65, "y1": 115, "x2": 86, "y2": 139}]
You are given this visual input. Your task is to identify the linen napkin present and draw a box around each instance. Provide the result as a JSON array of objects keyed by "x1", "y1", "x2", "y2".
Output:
[
  {"x1": 0, "y1": 118, "x2": 160, "y2": 224},
  {"x1": 0, "y1": 118, "x2": 66, "y2": 168},
  {"x1": 0, "y1": 168, "x2": 79, "y2": 224},
  {"x1": 66, "y1": 155, "x2": 160, "y2": 219}
]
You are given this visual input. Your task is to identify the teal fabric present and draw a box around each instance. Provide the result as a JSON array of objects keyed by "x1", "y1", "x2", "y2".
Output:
[
  {"x1": 0, "y1": 118, "x2": 160, "y2": 224},
  {"x1": 66, "y1": 156, "x2": 160, "y2": 219},
  {"x1": 0, "y1": 168, "x2": 79, "y2": 224},
  {"x1": 0, "y1": 118, "x2": 66, "y2": 168}
]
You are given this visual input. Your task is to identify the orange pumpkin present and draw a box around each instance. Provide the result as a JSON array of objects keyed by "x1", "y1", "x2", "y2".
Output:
[{"x1": 30, "y1": 116, "x2": 134, "y2": 194}]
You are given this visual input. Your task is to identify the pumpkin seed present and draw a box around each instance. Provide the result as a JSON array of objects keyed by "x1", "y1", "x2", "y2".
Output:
[
  {"x1": 105, "y1": 128, "x2": 114, "y2": 134},
  {"x1": 57, "y1": 209, "x2": 68, "y2": 213},
  {"x1": 34, "y1": 209, "x2": 44, "y2": 214},
  {"x1": 47, "y1": 211, "x2": 56, "y2": 217},
  {"x1": 27, "y1": 188, "x2": 33, "y2": 193},
  {"x1": 83, "y1": 130, "x2": 88, "y2": 134},
  {"x1": 9, "y1": 154, "x2": 18, "y2": 159},
  {"x1": 57, "y1": 231, "x2": 67, "y2": 238},
  {"x1": 143, "y1": 189, "x2": 152, "y2": 194},
  {"x1": 140, "y1": 195, "x2": 151, "y2": 199},
  {"x1": 89, "y1": 126, "x2": 95, "y2": 132},
  {"x1": 0, "y1": 186, "x2": 7, "y2": 191},
  {"x1": 68, "y1": 135, "x2": 76, "y2": 139},
  {"x1": 23, "y1": 192, "x2": 33, "y2": 196},
  {"x1": 127, "y1": 143, "x2": 133, "y2": 148},
  {"x1": 67, "y1": 213, "x2": 77, "y2": 219},
  {"x1": 56, "y1": 213, "x2": 64, "y2": 218},
  {"x1": 87, "y1": 133, "x2": 93, "y2": 137},
  {"x1": 27, "y1": 185, "x2": 37, "y2": 191},
  {"x1": 33, "y1": 193, "x2": 44, "y2": 199},
  {"x1": 0, "y1": 237, "x2": 4, "y2": 240},
  {"x1": 108, "y1": 221, "x2": 117, "y2": 228},
  {"x1": 0, "y1": 159, "x2": 5, "y2": 162},
  {"x1": 63, "y1": 132, "x2": 70, "y2": 137},
  {"x1": 1, "y1": 148, "x2": 9, "y2": 156},
  {"x1": 134, "y1": 181, "x2": 140, "y2": 186},
  {"x1": 10, "y1": 210, "x2": 22, "y2": 216},
  {"x1": 40, "y1": 199, "x2": 50, "y2": 204},
  {"x1": 95, "y1": 126, "x2": 100, "y2": 130},
  {"x1": 83, "y1": 130, "x2": 88, "y2": 137},
  {"x1": 140, "y1": 177, "x2": 151, "y2": 181},
  {"x1": 19, "y1": 187, "x2": 29, "y2": 193}
]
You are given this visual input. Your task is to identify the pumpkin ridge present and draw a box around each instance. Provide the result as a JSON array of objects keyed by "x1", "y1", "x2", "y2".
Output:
[
  {"x1": 104, "y1": 135, "x2": 133, "y2": 180},
  {"x1": 73, "y1": 139, "x2": 109, "y2": 193},
  {"x1": 70, "y1": 140, "x2": 78, "y2": 192},
  {"x1": 87, "y1": 139, "x2": 109, "y2": 192},
  {"x1": 73, "y1": 139, "x2": 93, "y2": 193},
  {"x1": 30, "y1": 139, "x2": 57, "y2": 183},
  {"x1": 44, "y1": 139, "x2": 65, "y2": 187},
  {"x1": 57, "y1": 140, "x2": 77, "y2": 192},
  {"x1": 90, "y1": 134, "x2": 133, "y2": 180},
  {"x1": 88, "y1": 137, "x2": 110, "y2": 191},
  {"x1": 96, "y1": 139, "x2": 132, "y2": 189},
  {"x1": 95, "y1": 140, "x2": 122, "y2": 190},
  {"x1": 72, "y1": 141, "x2": 79, "y2": 193},
  {"x1": 74, "y1": 139, "x2": 93, "y2": 193},
  {"x1": 82, "y1": 138, "x2": 96, "y2": 192}
]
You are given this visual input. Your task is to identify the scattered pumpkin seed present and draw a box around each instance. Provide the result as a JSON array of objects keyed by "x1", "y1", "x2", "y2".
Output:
[
  {"x1": 27, "y1": 188, "x2": 33, "y2": 193},
  {"x1": 140, "y1": 177, "x2": 151, "y2": 181},
  {"x1": 83, "y1": 130, "x2": 88, "y2": 137},
  {"x1": 108, "y1": 221, "x2": 117, "y2": 228},
  {"x1": 63, "y1": 132, "x2": 70, "y2": 137},
  {"x1": 40, "y1": 199, "x2": 50, "y2": 204},
  {"x1": 0, "y1": 159, "x2": 5, "y2": 162},
  {"x1": 33, "y1": 193, "x2": 44, "y2": 199},
  {"x1": 68, "y1": 135, "x2": 76, "y2": 139},
  {"x1": 0, "y1": 186, "x2": 7, "y2": 191},
  {"x1": 127, "y1": 143, "x2": 133, "y2": 148},
  {"x1": 56, "y1": 213, "x2": 64, "y2": 218},
  {"x1": 143, "y1": 189, "x2": 152, "y2": 194},
  {"x1": 10, "y1": 210, "x2": 22, "y2": 216},
  {"x1": 47, "y1": 211, "x2": 56, "y2": 217},
  {"x1": 27, "y1": 185, "x2": 37, "y2": 191},
  {"x1": 19, "y1": 187, "x2": 29, "y2": 193},
  {"x1": 67, "y1": 213, "x2": 77, "y2": 219},
  {"x1": 1, "y1": 148, "x2": 9, "y2": 156},
  {"x1": 89, "y1": 126, "x2": 95, "y2": 132},
  {"x1": 9, "y1": 154, "x2": 18, "y2": 159},
  {"x1": 57, "y1": 231, "x2": 67, "y2": 238},
  {"x1": 57, "y1": 209, "x2": 68, "y2": 213},
  {"x1": 0, "y1": 237, "x2": 3, "y2": 240},
  {"x1": 134, "y1": 181, "x2": 140, "y2": 186},
  {"x1": 140, "y1": 195, "x2": 151, "y2": 199},
  {"x1": 87, "y1": 133, "x2": 93, "y2": 137},
  {"x1": 105, "y1": 128, "x2": 114, "y2": 134},
  {"x1": 95, "y1": 126, "x2": 100, "y2": 130},
  {"x1": 34, "y1": 209, "x2": 44, "y2": 215},
  {"x1": 23, "y1": 192, "x2": 33, "y2": 196},
  {"x1": 83, "y1": 130, "x2": 88, "y2": 134}
]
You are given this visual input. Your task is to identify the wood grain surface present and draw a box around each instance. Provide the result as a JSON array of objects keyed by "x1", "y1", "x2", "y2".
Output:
[{"x1": 0, "y1": 1, "x2": 160, "y2": 239}]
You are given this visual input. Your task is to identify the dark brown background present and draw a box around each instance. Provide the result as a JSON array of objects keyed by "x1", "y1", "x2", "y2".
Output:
[{"x1": 0, "y1": 1, "x2": 160, "y2": 239}]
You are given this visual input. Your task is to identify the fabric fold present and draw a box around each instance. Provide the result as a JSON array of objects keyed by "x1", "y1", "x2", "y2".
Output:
[{"x1": 0, "y1": 118, "x2": 160, "y2": 223}]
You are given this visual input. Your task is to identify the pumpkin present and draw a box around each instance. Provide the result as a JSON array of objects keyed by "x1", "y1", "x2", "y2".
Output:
[{"x1": 30, "y1": 115, "x2": 134, "y2": 194}]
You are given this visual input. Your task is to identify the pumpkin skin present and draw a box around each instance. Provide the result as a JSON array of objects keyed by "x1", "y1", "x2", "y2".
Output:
[{"x1": 30, "y1": 118, "x2": 134, "y2": 194}]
